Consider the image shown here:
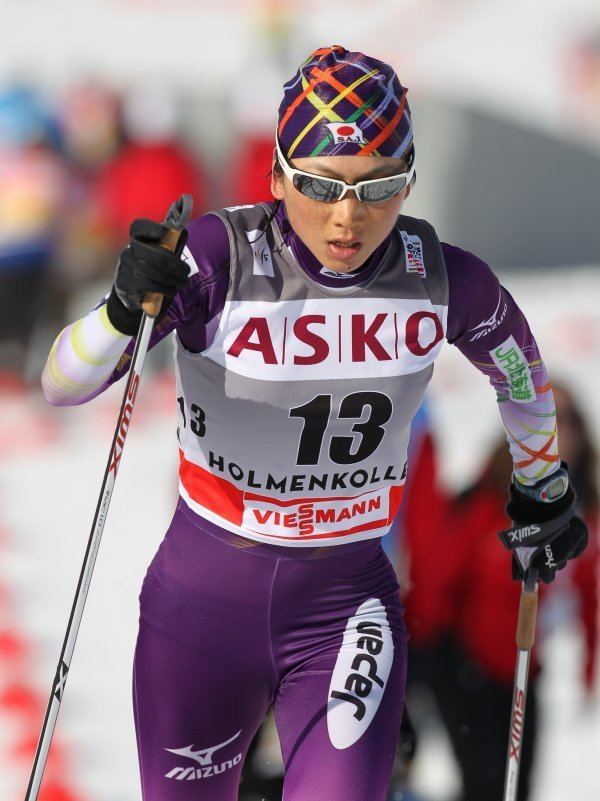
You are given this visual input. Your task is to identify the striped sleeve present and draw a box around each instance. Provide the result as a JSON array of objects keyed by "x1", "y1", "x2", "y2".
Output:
[
  {"x1": 42, "y1": 212, "x2": 232, "y2": 407},
  {"x1": 42, "y1": 303, "x2": 132, "y2": 406}
]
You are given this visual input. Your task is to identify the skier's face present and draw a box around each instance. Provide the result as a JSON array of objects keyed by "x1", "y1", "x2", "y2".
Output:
[{"x1": 271, "y1": 155, "x2": 411, "y2": 272}]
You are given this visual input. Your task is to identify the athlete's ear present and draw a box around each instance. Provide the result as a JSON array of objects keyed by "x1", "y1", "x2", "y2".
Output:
[
  {"x1": 402, "y1": 171, "x2": 416, "y2": 202},
  {"x1": 270, "y1": 152, "x2": 285, "y2": 201}
]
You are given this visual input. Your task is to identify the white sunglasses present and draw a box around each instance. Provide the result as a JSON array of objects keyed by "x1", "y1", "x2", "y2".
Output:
[{"x1": 275, "y1": 132, "x2": 415, "y2": 204}]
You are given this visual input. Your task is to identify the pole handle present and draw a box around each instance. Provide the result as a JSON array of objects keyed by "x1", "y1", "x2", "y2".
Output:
[
  {"x1": 516, "y1": 573, "x2": 538, "y2": 650},
  {"x1": 141, "y1": 292, "x2": 164, "y2": 318},
  {"x1": 141, "y1": 194, "x2": 193, "y2": 318}
]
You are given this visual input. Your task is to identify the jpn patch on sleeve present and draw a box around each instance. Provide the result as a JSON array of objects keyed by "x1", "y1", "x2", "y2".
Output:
[{"x1": 490, "y1": 335, "x2": 536, "y2": 403}]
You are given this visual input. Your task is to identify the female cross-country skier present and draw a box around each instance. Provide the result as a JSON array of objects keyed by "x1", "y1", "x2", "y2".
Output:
[{"x1": 42, "y1": 46, "x2": 588, "y2": 801}]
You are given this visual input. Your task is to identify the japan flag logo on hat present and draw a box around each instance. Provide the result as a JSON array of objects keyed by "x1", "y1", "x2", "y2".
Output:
[{"x1": 326, "y1": 121, "x2": 366, "y2": 145}]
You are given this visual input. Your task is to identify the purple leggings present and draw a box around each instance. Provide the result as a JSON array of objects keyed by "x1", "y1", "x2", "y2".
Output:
[{"x1": 133, "y1": 499, "x2": 408, "y2": 800}]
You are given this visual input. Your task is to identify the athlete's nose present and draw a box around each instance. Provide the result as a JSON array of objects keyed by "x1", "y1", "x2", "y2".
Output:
[{"x1": 332, "y1": 194, "x2": 365, "y2": 228}]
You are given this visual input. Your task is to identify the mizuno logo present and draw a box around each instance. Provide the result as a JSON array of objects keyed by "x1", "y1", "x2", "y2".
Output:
[
  {"x1": 165, "y1": 730, "x2": 241, "y2": 767},
  {"x1": 469, "y1": 292, "x2": 507, "y2": 341}
]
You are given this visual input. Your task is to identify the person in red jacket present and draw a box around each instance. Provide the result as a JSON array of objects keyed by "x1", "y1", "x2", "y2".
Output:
[
  {"x1": 402, "y1": 383, "x2": 598, "y2": 801},
  {"x1": 96, "y1": 84, "x2": 208, "y2": 248}
]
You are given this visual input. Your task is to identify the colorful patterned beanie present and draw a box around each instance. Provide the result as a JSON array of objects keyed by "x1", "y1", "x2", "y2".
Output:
[{"x1": 277, "y1": 45, "x2": 413, "y2": 160}]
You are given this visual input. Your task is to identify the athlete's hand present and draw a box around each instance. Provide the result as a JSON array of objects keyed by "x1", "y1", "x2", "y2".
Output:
[
  {"x1": 106, "y1": 219, "x2": 190, "y2": 335},
  {"x1": 498, "y1": 464, "x2": 588, "y2": 584}
]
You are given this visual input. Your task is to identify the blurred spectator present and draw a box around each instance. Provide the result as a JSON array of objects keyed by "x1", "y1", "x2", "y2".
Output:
[
  {"x1": 225, "y1": 21, "x2": 290, "y2": 206},
  {"x1": 402, "y1": 383, "x2": 599, "y2": 801},
  {"x1": 59, "y1": 81, "x2": 121, "y2": 170},
  {"x1": 50, "y1": 81, "x2": 123, "y2": 322},
  {"x1": 96, "y1": 83, "x2": 208, "y2": 249},
  {"x1": 0, "y1": 85, "x2": 67, "y2": 382},
  {"x1": 227, "y1": 136, "x2": 274, "y2": 206},
  {"x1": 566, "y1": 28, "x2": 600, "y2": 142}
]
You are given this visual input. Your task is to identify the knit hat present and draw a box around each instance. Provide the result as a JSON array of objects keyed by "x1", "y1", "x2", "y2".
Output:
[{"x1": 277, "y1": 45, "x2": 413, "y2": 160}]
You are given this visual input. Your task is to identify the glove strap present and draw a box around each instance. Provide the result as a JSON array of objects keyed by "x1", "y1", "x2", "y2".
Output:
[
  {"x1": 106, "y1": 286, "x2": 143, "y2": 336},
  {"x1": 498, "y1": 505, "x2": 577, "y2": 550}
]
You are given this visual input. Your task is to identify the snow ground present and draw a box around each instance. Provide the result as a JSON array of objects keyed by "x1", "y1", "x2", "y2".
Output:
[{"x1": 1, "y1": 268, "x2": 599, "y2": 800}]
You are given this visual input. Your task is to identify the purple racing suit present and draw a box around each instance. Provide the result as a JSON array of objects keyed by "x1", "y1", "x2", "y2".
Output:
[
  {"x1": 43, "y1": 201, "x2": 559, "y2": 800},
  {"x1": 134, "y1": 499, "x2": 406, "y2": 800}
]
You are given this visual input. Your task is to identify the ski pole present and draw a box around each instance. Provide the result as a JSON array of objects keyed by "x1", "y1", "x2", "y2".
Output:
[
  {"x1": 24, "y1": 193, "x2": 193, "y2": 801},
  {"x1": 503, "y1": 568, "x2": 539, "y2": 801}
]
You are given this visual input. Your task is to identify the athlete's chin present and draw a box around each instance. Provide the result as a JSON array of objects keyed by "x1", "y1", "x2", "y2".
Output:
[{"x1": 320, "y1": 249, "x2": 369, "y2": 273}]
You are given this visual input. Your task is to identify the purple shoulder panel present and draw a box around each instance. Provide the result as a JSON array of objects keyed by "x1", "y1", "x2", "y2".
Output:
[
  {"x1": 443, "y1": 242, "x2": 503, "y2": 345},
  {"x1": 174, "y1": 212, "x2": 231, "y2": 353},
  {"x1": 443, "y1": 241, "x2": 541, "y2": 365}
]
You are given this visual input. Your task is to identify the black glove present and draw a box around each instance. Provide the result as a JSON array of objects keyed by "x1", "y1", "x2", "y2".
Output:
[
  {"x1": 106, "y1": 218, "x2": 190, "y2": 335},
  {"x1": 498, "y1": 463, "x2": 588, "y2": 584}
]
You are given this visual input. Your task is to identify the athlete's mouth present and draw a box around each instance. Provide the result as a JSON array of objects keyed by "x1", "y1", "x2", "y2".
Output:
[{"x1": 327, "y1": 240, "x2": 362, "y2": 261}]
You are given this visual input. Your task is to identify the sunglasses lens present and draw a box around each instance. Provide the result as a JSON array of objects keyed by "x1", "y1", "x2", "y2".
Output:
[
  {"x1": 360, "y1": 177, "x2": 406, "y2": 203},
  {"x1": 293, "y1": 174, "x2": 342, "y2": 203}
]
